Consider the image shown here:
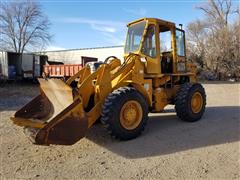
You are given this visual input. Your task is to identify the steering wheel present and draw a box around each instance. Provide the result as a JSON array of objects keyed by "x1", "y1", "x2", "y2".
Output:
[{"x1": 104, "y1": 56, "x2": 118, "y2": 64}]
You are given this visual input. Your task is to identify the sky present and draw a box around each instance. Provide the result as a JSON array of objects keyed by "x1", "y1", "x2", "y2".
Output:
[{"x1": 38, "y1": 0, "x2": 236, "y2": 50}]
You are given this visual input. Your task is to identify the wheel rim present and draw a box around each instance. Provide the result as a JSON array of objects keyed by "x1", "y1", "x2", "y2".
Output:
[
  {"x1": 120, "y1": 100, "x2": 143, "y2": 130},
  {"x1": 191, "y1": 92, "x2": 203, "y2": 113}
]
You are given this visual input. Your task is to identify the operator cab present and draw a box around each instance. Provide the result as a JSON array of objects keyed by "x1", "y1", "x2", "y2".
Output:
[{"x1": 124, "y1": 18, "x2": 186, "y2": 75}]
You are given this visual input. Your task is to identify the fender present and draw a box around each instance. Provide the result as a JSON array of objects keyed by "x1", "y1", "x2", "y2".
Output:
[{"x1": 114, "y1": 80, "x2": 152, "y2": 107}]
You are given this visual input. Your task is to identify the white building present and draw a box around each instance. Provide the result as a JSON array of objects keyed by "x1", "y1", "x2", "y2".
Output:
[{"x1": 40, "y1": 45, "x2": 124, "y2": 64}]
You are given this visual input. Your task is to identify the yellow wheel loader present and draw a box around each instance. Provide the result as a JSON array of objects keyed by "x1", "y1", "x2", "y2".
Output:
[{"x1": 11, "y1": 18, "x2": 206, "y2": 145}]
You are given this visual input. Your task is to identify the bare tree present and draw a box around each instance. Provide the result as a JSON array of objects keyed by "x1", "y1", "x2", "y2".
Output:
[
  {"x1": 187, "y1": 0, "x2": 240, "y2": 80},
  {"x1": 0, "y1": 0, "x2": 51, "y2": 53},
  {"x1": 187, "y1": 20, "x2": 208, "y2": 69}
]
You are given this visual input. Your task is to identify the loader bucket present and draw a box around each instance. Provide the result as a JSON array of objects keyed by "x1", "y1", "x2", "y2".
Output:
[{"x1": 11, "y1": 78, "x2": 88, "y2": 145}]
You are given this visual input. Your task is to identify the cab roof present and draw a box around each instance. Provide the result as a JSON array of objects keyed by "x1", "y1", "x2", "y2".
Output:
[{"x1": 127, "y1": 18, "x2": 176, "y2": 28}]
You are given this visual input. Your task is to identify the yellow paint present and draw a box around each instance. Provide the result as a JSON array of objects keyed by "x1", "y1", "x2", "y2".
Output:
[
  {"x1": 191, "y1": 92, "x2": 203, "y2": 113},
  {"x1": 120, "y1": 100, "x2": 143, "y2": 130}
]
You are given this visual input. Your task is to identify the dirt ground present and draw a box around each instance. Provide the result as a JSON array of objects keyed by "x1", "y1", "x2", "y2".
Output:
[{"x1": 0, "y1": 81, "x2": 239, "y2": 180}]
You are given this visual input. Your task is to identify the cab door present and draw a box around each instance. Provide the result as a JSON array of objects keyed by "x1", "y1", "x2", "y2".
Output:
[{"x1": 141, "y1": 24, "x2": 161, "y2": 74}]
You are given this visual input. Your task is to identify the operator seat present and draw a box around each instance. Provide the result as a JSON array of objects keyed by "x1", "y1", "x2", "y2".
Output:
[{"x1": 161, "y1": 51, "x2": 173, "y2": 73}]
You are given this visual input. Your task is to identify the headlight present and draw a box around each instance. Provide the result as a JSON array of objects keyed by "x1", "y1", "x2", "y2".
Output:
[{"x1": 140, "y1": 57, "x2": 146, "y2": 63}]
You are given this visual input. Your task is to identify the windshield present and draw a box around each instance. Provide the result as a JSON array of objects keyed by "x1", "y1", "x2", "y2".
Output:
[{"x1": 124, "y1": 21, "x2": 146, "y2": 53}]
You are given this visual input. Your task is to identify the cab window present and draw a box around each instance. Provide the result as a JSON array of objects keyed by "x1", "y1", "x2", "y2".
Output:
[
  {"x1": 160, "y1": 30, "x2": 172, "y2": 53},
  {"x1": 125, "y1": 21, "x2": 146, "y2": 53},
  {"x1": 141, "y1": 25, "x2": 156, "y2": 58},
  {"x1": 176, "y1": 29, "x2": 185, "y2": 56}
]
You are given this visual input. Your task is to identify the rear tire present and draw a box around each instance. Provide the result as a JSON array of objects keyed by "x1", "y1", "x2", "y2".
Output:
[
  {"x1": 175, "y1": 83, "x2": 206, "y2": 122},
  {"x1": 101, "y1": 87, "x2": 148, "y2": 140}
]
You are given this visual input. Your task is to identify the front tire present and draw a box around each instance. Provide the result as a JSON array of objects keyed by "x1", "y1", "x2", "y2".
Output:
[
  {"x1": 175, "y1": 83, "x2": 206, "y2": 122},
  {"x1": 101, "y1": 87, "x2": 148, "y2": 140}
]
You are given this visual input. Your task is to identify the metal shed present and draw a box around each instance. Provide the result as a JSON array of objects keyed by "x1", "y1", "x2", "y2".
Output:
[{"x1": 39, "y1": 45, "x2": 124, "y2": 64}]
